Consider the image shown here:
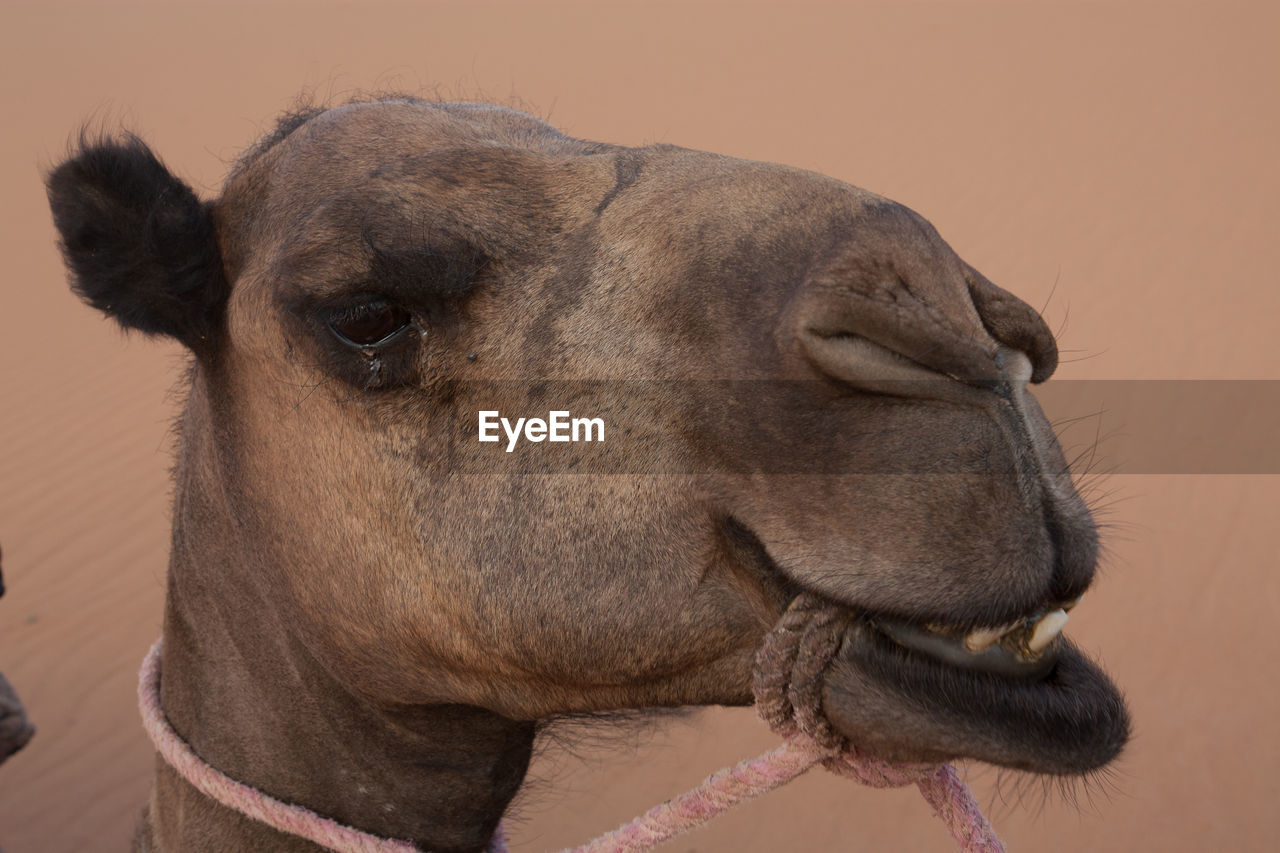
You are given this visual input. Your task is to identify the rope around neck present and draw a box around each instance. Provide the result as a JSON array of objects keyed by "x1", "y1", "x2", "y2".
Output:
[{"x1": 137, "y1": 595, "x2": 1002, "y2": 852}]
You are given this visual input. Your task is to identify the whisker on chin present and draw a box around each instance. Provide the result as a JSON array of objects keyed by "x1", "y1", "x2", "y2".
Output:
[{"x1": 985, "y1": 760, "x2": 1128, "y2": 820}]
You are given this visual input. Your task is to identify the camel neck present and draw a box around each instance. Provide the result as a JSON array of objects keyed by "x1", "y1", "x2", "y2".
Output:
[{"x1": 149, "y1": 546, "x2": 534, "y2": 853}]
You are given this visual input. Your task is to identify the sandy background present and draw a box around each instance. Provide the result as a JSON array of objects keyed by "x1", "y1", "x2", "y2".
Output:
[{"x1": 1, "y1": 1, "x2": 1277, "y2": 850}]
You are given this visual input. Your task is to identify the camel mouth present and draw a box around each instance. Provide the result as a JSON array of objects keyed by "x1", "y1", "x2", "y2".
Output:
[
  {"x1": 733, "y1": 520, "x2": 1124, "y2": 773},
  {"x1": 817, "y1": 599, "x2": 1130, "y2": 775},
  {"x1": 865, "y1": 599, "x2": 1077, "y2": 681}
]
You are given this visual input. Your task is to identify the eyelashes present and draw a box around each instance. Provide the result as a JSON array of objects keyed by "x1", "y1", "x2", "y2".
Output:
[
  {"x1": 327, "y1": 299, "x2": 412, "y2": 348},
  {"x1": 302, "y1": 295, "x2": 422, "y2": 391}
]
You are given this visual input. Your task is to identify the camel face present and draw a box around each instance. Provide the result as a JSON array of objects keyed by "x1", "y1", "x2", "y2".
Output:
[{"x1": 49, "y1": 99, "x2": 1126, "y2": 780}]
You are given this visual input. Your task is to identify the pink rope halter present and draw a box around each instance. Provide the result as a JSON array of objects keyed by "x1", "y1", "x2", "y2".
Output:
[{"x1": 138, "y1": 594, "x2": 1003, "y2": 852}]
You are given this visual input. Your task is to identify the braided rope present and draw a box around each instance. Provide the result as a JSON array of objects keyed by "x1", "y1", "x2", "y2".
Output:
[
  {"x1": 561, "y1": 737, "x2": 828, "y2": 853},
  {"x1": 138, "y1": 641, "x2": 421, "y2": 853},
  {"x1": 577, "y1": 593, "x2": 1002, "y2": 852},
  {"x1": 139, "y1": 594, "x2": 1003, "y2": 853},
  {"x1": 761, "y1": 595, "x2": 1001, "y2": 850}
]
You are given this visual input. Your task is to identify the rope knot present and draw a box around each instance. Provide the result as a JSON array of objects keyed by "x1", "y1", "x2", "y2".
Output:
[{"x1": 751, "y1": 593, "x2": 1005, "y2": 853}]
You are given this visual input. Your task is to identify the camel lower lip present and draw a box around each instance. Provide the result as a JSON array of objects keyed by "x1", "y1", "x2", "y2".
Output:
[{"x1": 822, "y1": 624, "x2": 1130, "y2": 774}]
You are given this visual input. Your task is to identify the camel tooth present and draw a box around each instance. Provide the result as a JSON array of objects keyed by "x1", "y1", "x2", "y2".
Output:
[
  {"x1": 963, "y1": 623, "x2": 1018, "y2": 652},
  {"x1": 1027, "y1": 609, "x2": 1069, "y2": 654}
]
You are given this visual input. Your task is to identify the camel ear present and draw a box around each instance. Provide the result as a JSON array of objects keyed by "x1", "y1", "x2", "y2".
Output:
[{"x1": 46, "y1": 135, "x2": 228, "y2": 352}]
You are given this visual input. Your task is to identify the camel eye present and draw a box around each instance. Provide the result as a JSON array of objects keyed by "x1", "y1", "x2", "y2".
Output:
[{"x1": 328, "y1": 300, "x2": 411, "y2": 347}]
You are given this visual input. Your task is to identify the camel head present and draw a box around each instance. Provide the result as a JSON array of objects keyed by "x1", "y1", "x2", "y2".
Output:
[{"x1": 47, "y1": 98, "x2": 1126, "y2": 794}]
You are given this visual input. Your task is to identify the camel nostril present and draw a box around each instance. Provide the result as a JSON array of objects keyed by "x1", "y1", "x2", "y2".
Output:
[
  {"x1": 797, "y1": 329, "x2": 999, "y2": 407},
  {"x1": 996, "y1": 348, "x2": 1033, "y2": 386},
  {"x1": 801, "y1": 330, "x2": 935, "y2": 384},
  {"x1": 965, "y1": 264, "x2": 1059, "y2": 384},
  {"x1": 968, "y1": 347, "x2": 1035, "y2": 401}
]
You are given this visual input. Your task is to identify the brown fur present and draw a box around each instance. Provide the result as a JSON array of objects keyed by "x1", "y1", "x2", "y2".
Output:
[{"x1": 47, "y1": 97, "x2": 1126, "y2": 852}]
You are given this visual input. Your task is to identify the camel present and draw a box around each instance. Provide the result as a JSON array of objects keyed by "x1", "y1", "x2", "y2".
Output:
[
  {"x1": 45, "y1": 97, "x2": 1128, "y2": 852},
  {"x1": 0, "y1": 546, "x2": 36, "y2": 764},
  {"x1": 0, "y1": 672, "x2": 33, "y2": 764}
]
